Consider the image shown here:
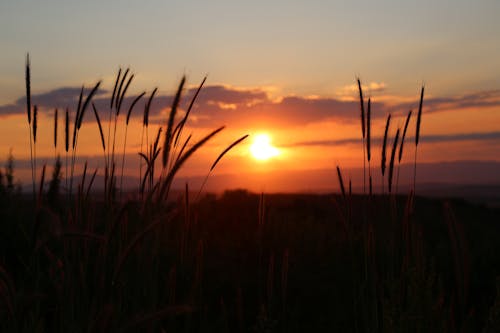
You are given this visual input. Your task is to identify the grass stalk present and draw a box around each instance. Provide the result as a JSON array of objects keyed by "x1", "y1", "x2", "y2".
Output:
[
  {"x1": 396, "y1": 110, "x2": 412, "y2": 194},
  {"x1": 65, "y1": 108, "x2": 69, "y2": 194},
  {"x1": 70, "y1": 81, "x2": 101, "y2": 197},
  {"x1": 196, "y1": 134, "x2": 249, "y2": 199},
  {"x1": 413, "y1": 85, "x2": 425, "y2": 193},
  {"x1": 388, "y1": 128, "x2": 400, "y2": 194},
  {"x1": 367, "y1": 98, "x2": 372, "y2": 196},
  {"x1": 357, "y1": 78, "x2": 366, "y2": 194},
  {"x1": 381, "y1": 113, "x2": 391, "y2": 194},
  {"x1": 120, "y1": 92, "x2": 145, "y2": 197},
  {"x1": 108, "y1": 68, "x2": 122, "y2": 197},
  {"x1": 33, "y1": 105, "x2": 38, "y2": 196},
  {"x1": 163, "y1": 76, "x2": 186, "y2": 171},
  {"x1": 25, "y1": 54, "x2": 36, "y2": 202},
  {"x1": 140, "y1": 88, "x2": 157, "y2": 195},
  {"x1": 112, "y1": 70, "x2": 132, "y2": 183},
  {"x1": 336, "y1": 166, "x2": 346, "y2": 200},
  {"x1": 53, "y1": 108, "x2": 58, "y2": 160},
  {"x1": 158, "y1": 126, "x2": 225, "y2": 201},
  {"x1": 92, "y1": 103, "x2": 107, "y2": 195}
]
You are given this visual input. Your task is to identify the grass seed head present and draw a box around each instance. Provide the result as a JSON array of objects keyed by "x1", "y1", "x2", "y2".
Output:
[{"x1": 381, "y1": 113, "x2": 391, "y2": 176}]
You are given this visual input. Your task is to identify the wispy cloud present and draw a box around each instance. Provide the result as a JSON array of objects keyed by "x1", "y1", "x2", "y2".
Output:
[
  {"x1": 284, "y1": 131, "x2": 500, "y2": 147},
  {"x1": 388, "y1": 89, "x2": 500, "y2": 114},
  {"x1": 336, "y1": 81, "x2": 387, "y2": 99}
]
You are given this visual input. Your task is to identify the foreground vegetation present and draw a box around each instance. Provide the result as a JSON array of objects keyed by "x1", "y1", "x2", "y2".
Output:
[
  {"x1": 1, "y1": 187, "x2": 500, "y2": 332},
  {"x1": 0, "y1": 57, "x2": 499, "y2": 332}
]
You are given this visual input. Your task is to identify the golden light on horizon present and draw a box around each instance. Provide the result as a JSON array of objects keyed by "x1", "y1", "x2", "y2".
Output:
[{"x1": 250, "y1": 133, "x2": 280, "y2": 161}]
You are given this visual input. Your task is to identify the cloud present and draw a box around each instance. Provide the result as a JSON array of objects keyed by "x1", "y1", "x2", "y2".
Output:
[
  {"x1": 387, "y1": 89, "x2": 500, "y2": 115},
  {"x1": 284, "y1": 131, "x2": 500, "y2": 147},
  {"x1": 0, "y1": 86, "x2": 108, "y2": 116},
  {"x1": 167, "y1": 85, "x2": 388, "y2": 127},
  {"x1": 336, "y1": 81, "x2": 387, "y2": 98},
  {"x1": 190, "y1": 85, "x2": 267, "y2": 106},
  {"x1": 1, "y1": 83, "x2": 500, "y2": 129}
]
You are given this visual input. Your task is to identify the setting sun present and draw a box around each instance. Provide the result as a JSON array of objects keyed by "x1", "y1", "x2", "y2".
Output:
[{"x1": 250, "y1": 134, "x2": 280, "y2": 161}]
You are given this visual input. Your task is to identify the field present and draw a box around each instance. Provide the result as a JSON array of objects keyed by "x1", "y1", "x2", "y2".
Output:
[
  {"x1": 2, "y1": 188, "x2": 500, "y2": 332},
  {"x1": 0, "y1": 61, "x2": 500, "y2": 332}
]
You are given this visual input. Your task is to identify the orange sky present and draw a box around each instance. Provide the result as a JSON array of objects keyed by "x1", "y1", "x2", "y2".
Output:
[
  {"x1": 1, "y1": 1, "x2": 499, "y2": 191},
  {"x1": 1, "y1": 76, "x2": 499, "y2": 192}
]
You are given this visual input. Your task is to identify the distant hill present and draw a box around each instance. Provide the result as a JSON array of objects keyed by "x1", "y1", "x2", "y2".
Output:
[{"x1": 21, "y1": 160, "x2": 500, "y2": 206}]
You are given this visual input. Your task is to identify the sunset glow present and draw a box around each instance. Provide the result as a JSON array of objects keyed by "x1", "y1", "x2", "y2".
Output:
[
  {"x1": 250, "y1": 134, "x2": 280, "y2": 161},
  {"x1": 0, "y1": 0, "x2": 498, "y2": 192}
]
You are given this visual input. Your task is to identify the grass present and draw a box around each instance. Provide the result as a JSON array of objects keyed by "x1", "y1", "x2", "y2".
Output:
[{"x1": 0, "y1": 58, "x2": 499, "y2": 332}]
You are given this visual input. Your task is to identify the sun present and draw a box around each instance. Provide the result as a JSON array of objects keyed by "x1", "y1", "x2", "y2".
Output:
[{"x1": 250, "y1": 134, "x2": 280, "y2": 161}]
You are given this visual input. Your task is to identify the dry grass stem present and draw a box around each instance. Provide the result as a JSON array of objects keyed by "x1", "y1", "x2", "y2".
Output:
[
  {"x1": 33, "y1": 105, "x2": 38, "y2": 144},
  {"x1": 78, "y1": 81, "x2": 102, "y2": 129},
  {"x1": 143, "y1": 88, "x2": 157, "y2": 127},
  {"x1": 159, "y1": 126, "x2": 225, "y2": 200},
  {"x1": 115, "y1": 68, "x2": 130, "y2": 111},
  {"x1": 381, "y1": 113, "x2": 391, "y2": 193},
  {"x1": 388, "y1": 128, "x2": 400, "y2": 193},
  {"x1": 126, "y1": 92, "x2": 146, "y2": 125},
  {"x1": 210, "y1": 134, "x2": 248, "y2": 171},
  {"x1": 174, "y1": 76, "x2": 207, "y2": 147},
  {"x1": 53, "y1": 108, "x2": 58, "y2": 150},
  {"x1": 415, "y1": 85, "x2": 425, "y2": 147},
  {"x1": 25, "y1": 54, "x2": 31, "y2": 124},
  {"x1": 110, "y1": 67, "x2": 122, "y2": 109},
  {"x1": 367, "y1": 98, "x2": 371, "y2": 162},
  {"x1": 336, "y1": 166, "x2": 346, "y2": 199},
  {"x1": 357, "y1": 78, "x2": 365, "y2": 139},
  {"x1": 117, "y1": 73, "x2": 134, "y2": 114},
  {"x1": 381, "y1": 113, "x2": 391, "y2": 177},
  {"x1": 163, "y1": 76, "x2": 186, "y2": 169},
  {"x1": 399, "y1": 110, "x2": 412, "y2": 163},
  {"x1": 92, "y1": 103, "x2": 106, "y2": 152}
]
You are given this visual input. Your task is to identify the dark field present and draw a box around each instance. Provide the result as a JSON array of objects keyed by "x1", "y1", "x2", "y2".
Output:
[{"x1": 1, "y1": 189, "x2": 500, "y2": 332}]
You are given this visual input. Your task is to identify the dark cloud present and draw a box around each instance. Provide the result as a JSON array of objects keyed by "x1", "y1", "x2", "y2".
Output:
[
  {"x1": 387, "y1": 89, "x2": 500, "y2": 115},
  {"x1": 284, "y1": 131, "x2": 500, "y2": 148},
  {"x1": 0, "y1": 86, "x2": 108, "y2": 116},
  {"x1": 189, "y1": 85, "x2": 267, "y2": 105},
  {"x1": 2, "y1": 84, "x2": 500, "y2": 128},
  {"x1": 422, "y1": 131, "x2": 500, "y2": 143}
]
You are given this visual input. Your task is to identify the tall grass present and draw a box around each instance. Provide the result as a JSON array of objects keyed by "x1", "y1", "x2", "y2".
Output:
[
  {"x1": 32, "y1": 105, "x2": 38, "y2": 197},
  {"x1": 65, "y1": 108, "x2": 69, "y2": 192},
  {"x1": 367, "y1": 98, "x2": 372, "y2": 196},
  {"x1": 414, "y1": 85, "x2": 425, "y2": 193},
  {"x1": 336, "y1": 165, "x2": 346, "y2": 200},
  {"x1": 381, "y1": 113, "x2": 391, "y2": 193},
  {"x1": 196, "y1": 134, "x2": 249, "y2": 199},
  {"x1": 107, "y1": 68, "x2": 122, "y2": 199},
  {"x1": 396, "y1": 110, "x2": 412, "y2": 193},
  {"x1": 92, "y1": 103, "x2": 107, "y2": 193},
  {"x1": 25, "y1": 54, "x2": 35, "y2": 200},
  {"x1": 120, "y1": 91, "x2": 145, "y2": 197},
  {"x1": 357, "y1": 78, "x2": 366, "y2": 194},
  {"x1": 163, "y1": 76, "x2": 186, "y2": 171},
  {"x1": 69, "y1": 81, "x2": 102, "y2": 196},
  {"x1": 139, "y1": 87, "x2": 157, "y2": 194},
  {"x1": 112, "y1": 70, "x2": 133, "y2": 173},
  {"x1": 53, "y1": 108, "x2": 58, "y2": 158},
  {"x1": 388, "y1": 127, "x2": 400, "y2": 193},
  {"x1": 13, "y1": 62, "x2": 250, "y2": 329}
]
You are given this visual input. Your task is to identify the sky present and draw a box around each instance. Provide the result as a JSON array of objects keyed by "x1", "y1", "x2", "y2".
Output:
[{"x1": 0, "y1": 0, "x2": 499, "y2": 192}]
